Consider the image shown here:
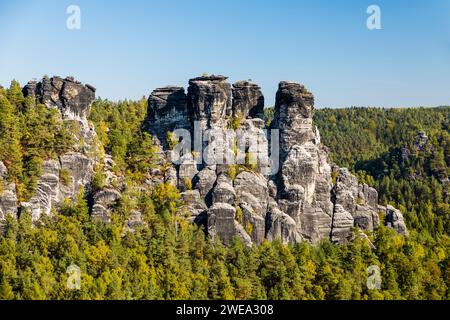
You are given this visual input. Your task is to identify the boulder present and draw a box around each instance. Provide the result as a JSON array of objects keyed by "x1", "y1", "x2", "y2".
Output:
[
  {"x1": 265, "y1": 203, "x2": 302, "y2": 243},
  {"x1": 234, "y1": 171, "x2": 268, "y2": 217},
  {"x1": 358, "y1": 184, "x2": 378, "y2": 209},
  {"x1": 91, "y1": 188, "x2": 121, "y2": 222},
  {"x1": 207, "y1": 202, "x2": 236, "y2": 245},
  {"x1": 386, "y1": 205, "x2": 408, "y2": 235},
  {"x1": 177, "y1": 155, "x2": 198, "y2": 191},
  {"x1": 193, "y1": 166, "x2": 217, "y2": 201},
  {"x1": 240, "y1": 203, "x2": 266, "y2": 245},
  {"x1": 232, "y1": 80, "x2": 264, "y2": 119},
  {"x1": 180, "y1": 189, "x2": 207, "y2": 219}
]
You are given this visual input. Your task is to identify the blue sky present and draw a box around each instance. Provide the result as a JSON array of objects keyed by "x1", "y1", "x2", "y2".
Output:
[{"x1": 0, "y1": 0, "x2": 449, "y2": 107}]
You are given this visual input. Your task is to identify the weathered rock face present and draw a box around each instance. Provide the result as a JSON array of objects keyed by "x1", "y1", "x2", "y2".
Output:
[
  {"x1": 232, "y1": 81, "x2": 264, "y2": 119},
  {"x1": 1, "y1": 74, "x2": 408, "y2": 246},
  {"x1": 180, "y1": 189, "x2": 207, "y2": 221},
  {"x1": 207, "y1": 202, "x2": 236, "y2": 244},
  {"x1": 92, "y1": 189, "x2": 121, "y2": 223},
  {"x1": 266, "y1": 201, "x2": 302, "y2": 243},
  {"x1": 147, "y1": 74, "x2": 408, "y2": 246},
  {"x1": 270, "y1": 81, "x2": 333, "y2": 243},
  {"x1": 330, "y1": 168, "x2": 383, "y2": 243},
  {"x1": 147, "y1": 86, "x2": 189, "y2": 148},
  {"x1": 177, "y1": 154, "x2": 198, "y2": 192},
  {"x1": 23, "y1": 76, "x2": 95, "y2": 122},
  {"x1": 271, "y1": 81, "x2": 316, "y2": 154}
]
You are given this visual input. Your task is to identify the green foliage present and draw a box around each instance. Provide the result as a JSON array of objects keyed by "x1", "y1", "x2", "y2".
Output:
[
  {"x1": 0, "y1": 91, "x2": 22, "y2": 180},
  {"x1": 183, "y1": 178, "x2": 193, "y2": 191},
  {"x1": 227, "y1": 165, "x2": 240, "y2": 181},
  {"x1": 315, "y1": 106, "x2": 450, "y2": 237},
  {"x1": 2, "y1": 194, "x2": 448, "y2": 300}
]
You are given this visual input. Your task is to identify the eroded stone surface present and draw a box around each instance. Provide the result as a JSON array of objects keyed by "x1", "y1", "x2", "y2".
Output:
[{"x1": 147, "y1": 75, "x2": 408, "y2": 245}]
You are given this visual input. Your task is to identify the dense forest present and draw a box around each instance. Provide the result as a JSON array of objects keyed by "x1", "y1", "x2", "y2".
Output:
[{"x1": 0, "y1": 81, "x2": 449, "y2": 300}]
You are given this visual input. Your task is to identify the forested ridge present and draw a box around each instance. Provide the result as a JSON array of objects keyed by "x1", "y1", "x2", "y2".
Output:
[
  {"x1": 0, "y1": 81, "x2": 449, "y2": 300},
  {"x1": 314, "y1": 107, "x2": 450, "y2": 237}
]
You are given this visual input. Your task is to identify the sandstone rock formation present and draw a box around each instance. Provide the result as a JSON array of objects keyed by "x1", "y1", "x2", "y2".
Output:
[
  {"x1": 0, "y1": 74, "x2": 408, "y2": 247},
  {"x1": 23, "y1": 76, "x2": 95, "y2": 122},
  {"x1": 0, "y1": 162, "x2": 18, "y2": 223},
  {"x1": 146, "y1": 74, "x2": 409, "y2": 246},
  {"x1": 147, "y1": 86, "x2": 189, "y2": 148},
  {"x1": 231, "y1": 81, "x2": 264, "y2": 119},
  {"x1": 270, "y1": 81, "x2": 333, "y2": 242},
  {"x1": 187, "y1": 75, "x2": 232, "y2": 131},
  {"x1": 384, "y1": 205, "x2": 408, "y2": 235},
  {"x1": 13, "y1": 77, "x2": 98, "y2": 220}
]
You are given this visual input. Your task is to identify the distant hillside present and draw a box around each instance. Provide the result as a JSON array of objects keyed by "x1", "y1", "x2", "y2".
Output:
[{"x1": 315, "y1": 106, "x2": 450, "y2": 237}]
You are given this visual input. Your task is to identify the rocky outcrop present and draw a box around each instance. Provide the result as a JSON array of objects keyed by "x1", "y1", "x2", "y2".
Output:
[
  {"x1": 271, "y1": 81, "x2": 315, "y2": 154},
  {"x1": 271, "y1": 81, "x2": 333, "y2": 243},
  {"x1": 234, "y1": 171, "x2": 268, "y2": 244},
  {"x1": 92, "y1": 189, "x2": 121, "y2": 223},
  {"x1": 187, "y1": 75, "x2": 232, "y2": 131},
  {"x1": 207, "y1": 202, "x2": 237, "y2": 244},
  {"x1": 8, "y1": 76, "x2": 99, "y2": 221},
  {"x1": 232, "y1": 81, "x2": 264, "y2": 119},
  {"x1": 385, "y1": 205, "x2": 408, "y2": 235},
  {"x1": 0, "y1": 162, "x2": 18, "y2": 223},
  {"x1": 20, "y1": 154, "x2": 95, "y2": 222},
  {"x1": 146, "y1": 74, "x2": 408, "y2": 246}
]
